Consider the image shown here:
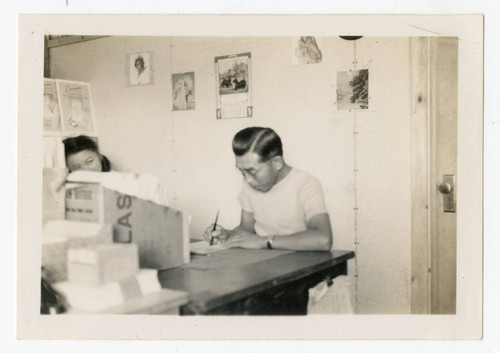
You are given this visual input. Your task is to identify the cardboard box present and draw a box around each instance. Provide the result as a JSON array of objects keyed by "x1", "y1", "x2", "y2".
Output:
[
  {"x1": 65, "y1": 181, "x2": 190, "y2": 270},
  {"x1": 42, "y1": 220, "x2": 113, "y2": 282},
  {"x1": 41, "y1": 235, "x2": 67, "y2": 283},
  {"x1": 42, "y1": 168, "x2": 66, "y2": 226},
  {"x1": 43, "y1": 219, "x2": 113, "y2": 244},
  {"x1": 67, "y1": 243, "x2": 139, "y2": 286}
]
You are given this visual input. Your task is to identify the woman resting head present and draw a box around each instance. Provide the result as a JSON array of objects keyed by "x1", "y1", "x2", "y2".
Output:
[{"x1": 63, "y1": 135, "x2": 111, "y2": 173}]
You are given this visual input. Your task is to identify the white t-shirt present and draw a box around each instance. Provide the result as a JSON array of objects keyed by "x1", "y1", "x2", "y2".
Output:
[{"x1": 238, "y1": 168, "x2": 328, "y2": 237}]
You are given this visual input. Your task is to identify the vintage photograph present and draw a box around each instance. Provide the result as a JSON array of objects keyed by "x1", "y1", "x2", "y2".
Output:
[
  {"x1": 127, "y1": 51, "x2": 153, "y2": 86},
  {"x1": 41, "y1": 35, "x2": 455, "y2": 315},
  {"x1": 336, "y1": 69, "x2": 369, "y2": 111},
  {"x1": 172, "y1": 72, "x2": 195, "y2": 111},
  {"x1": 16, "y1": 15, "x2": 484, "y2": 341}
]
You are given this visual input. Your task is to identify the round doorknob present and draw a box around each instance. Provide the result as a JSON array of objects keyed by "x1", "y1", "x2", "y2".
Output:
[{"x1": 438, "y1": 182, "x2": 453, "y2": 194}]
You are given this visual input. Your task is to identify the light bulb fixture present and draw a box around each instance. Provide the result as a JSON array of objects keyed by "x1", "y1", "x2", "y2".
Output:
[{"x1": 339, "y1": 36, "x2": 363, "y2": 41}]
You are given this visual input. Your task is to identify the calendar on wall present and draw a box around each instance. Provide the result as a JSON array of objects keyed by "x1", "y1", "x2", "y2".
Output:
[{"x1": 214, "y1": 52, "x2": 253, "y2": 119}]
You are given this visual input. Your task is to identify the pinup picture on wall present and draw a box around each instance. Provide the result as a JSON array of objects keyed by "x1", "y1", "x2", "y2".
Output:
[
  {"x1": 172, "y1": 72, "x2": 195, "y2": 111},
  {"x1": 292, "y1": 36, "x2": 323, "y2": 65},
  {"x1": 127, "y1": 51, "x2": 153, "y2": 86}
]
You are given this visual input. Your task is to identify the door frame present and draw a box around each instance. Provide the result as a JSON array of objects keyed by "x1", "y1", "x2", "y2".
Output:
[{"x1": 410, "y1": 37, "x2": 458, "y2": 314}]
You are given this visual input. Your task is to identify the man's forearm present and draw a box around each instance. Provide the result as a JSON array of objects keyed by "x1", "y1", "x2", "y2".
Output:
[
  {"x1": 229, "y1": 224, "x2": 253, "y2": 237},
  {"x1": 270, "y1": 229, "x2": 332, "y2": 252}
]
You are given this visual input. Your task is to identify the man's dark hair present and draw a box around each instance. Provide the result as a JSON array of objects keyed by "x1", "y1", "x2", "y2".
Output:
[
  {"x1": 232, "y1": 127, "x2": 283, "y2": 162},
  {"x1": 63, "y1": 135, "x2": 111, "y2": 172}
]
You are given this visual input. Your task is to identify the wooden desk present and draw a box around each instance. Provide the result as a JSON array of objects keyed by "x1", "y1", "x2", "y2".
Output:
[{"x1": 158, "y1": 249, "x2": 355, "y2": 315}]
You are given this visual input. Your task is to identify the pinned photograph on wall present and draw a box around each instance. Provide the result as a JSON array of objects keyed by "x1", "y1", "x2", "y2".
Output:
[
  {"x1": 56, "y1": 79, "x2": 96, "y2": 135},
  {"x1": 43, "y1": 78, "x2": 62, "y2": 134},
  {"x1": 215, "y1": 52, "x2": 253, "y2": 119},
  {"x1": 292, "y1": 36, "x2": 323, "y2": 65},
  {"x1": 172, "y1": 72, "x2": 195, "y2": 111},
  {"x1": 336, "y1": 69, "x2": 370, "y2": 111},
  {"x1": 127, "y1": 51, "x2": 154, "y2": 86}
]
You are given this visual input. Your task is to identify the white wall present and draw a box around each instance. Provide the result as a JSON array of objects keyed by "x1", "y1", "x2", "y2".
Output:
[{"x1": 50, "y1": 35, "x2": 411, "y2": 313}]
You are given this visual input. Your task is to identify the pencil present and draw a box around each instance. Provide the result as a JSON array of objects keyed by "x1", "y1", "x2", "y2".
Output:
[{"x1": 210, "y1": 209, "x2": 219, "y2": 246}]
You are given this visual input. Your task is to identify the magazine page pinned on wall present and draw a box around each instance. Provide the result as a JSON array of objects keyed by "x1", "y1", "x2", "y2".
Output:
[
  {"x1": 335, "y1": 68, "x2": 374, "y2": 112},
  {"x1": 172, "y1": 72, "x2": 195, "y2": 111},
  {"x1": 292, "y1": 36, "x2": 323, "y2": 65},
  {"x1": 43, "y1": 78, "x2": 62, "y2": 136},
  {"x1": 127, "y1": 51, "x2": 154, "y2": 86},
  {"x1": 215, "y1": 52, "x2": 253, "y2": 119},
  {"x1": 55, "y1": 79, "x2": 96, "y2": 135}
]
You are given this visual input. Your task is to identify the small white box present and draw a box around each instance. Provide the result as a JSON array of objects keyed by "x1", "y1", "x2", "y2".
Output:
[
  {"x1": 42, "y1": 220, "x2": 113, "y2": 282},
  {"x1": 67, "y1": 243, "x2": 139, "y2": 286}
]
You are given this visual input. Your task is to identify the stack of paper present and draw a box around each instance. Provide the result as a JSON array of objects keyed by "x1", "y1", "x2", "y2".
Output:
[
  {"x1": 189, "y1": 241, "x2": 226, "y2": 255},
  {"x1": 54, "y1": 269, "x2": 161, "y2": 312}
]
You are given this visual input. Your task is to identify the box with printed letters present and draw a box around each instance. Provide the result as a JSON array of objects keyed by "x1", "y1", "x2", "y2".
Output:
[{"x1": 64, "y1": 177, "x2": 190, "y2": 270}]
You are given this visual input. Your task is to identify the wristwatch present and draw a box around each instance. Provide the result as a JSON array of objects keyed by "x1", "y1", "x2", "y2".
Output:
[{"x1": 266, "y1": 235, "x2": 275, "y2": 249}]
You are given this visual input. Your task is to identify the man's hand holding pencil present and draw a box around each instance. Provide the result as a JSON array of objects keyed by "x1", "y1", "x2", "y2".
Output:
[
  {"x1": 203, "y1": 224, "x2": 230, "y2": 245},
  {"x1": 203, "y1": 210, "x2": 231, "y2": 245}
]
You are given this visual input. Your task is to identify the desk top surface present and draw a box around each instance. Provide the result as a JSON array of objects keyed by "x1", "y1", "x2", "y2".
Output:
[{"x1": 158, "y1": 249, "x2": 354, "y2": 313}]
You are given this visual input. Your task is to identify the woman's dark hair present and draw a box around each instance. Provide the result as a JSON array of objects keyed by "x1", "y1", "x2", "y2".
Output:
[
  {"x1": 100, "y1": 155, "x2": 111, "y2": 172},
  {"x1": 232, "y1": 127, "x2": 283, "y2": 162},
  {"x1": 62, "y1": 135, "x2": 111, "y2": 172}
]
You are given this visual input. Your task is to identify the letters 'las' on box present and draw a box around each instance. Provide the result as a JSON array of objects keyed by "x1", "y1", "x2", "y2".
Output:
[
  {"x1": 65, "y1": 182, "x2": 190, "y2": 270},
  {"x1": 67, "y1": 243, "x2": 139, "y2": 286}
]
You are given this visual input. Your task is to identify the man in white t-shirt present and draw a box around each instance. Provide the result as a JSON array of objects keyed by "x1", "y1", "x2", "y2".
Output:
[{"x1": 204, "y1": 127, "x2": 332, "y2": 251}]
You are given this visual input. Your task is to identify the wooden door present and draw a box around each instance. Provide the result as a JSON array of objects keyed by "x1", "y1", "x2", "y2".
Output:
[{"x1": 411, "y1": 37, "x2": 458, "y2": 314}]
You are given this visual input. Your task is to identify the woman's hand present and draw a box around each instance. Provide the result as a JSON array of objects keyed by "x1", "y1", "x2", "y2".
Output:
[
  {"x1": 203, "y1": 223, "x2": 230, "y2": 245},
  {"x1": 49, "y1": 168, "x2": 69, "y2": 193},
  {"x1": 223, "y1": 229, "x2": 266, "y2": 250}
]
